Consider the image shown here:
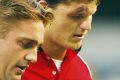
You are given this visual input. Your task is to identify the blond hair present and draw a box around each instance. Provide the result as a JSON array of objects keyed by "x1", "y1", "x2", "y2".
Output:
[{"x1": 0, "y1": 0, "x2": 52, "y2": 38}]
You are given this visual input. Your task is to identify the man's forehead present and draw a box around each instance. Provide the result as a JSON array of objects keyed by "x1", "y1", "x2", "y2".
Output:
[{"x1": 65, "y1": 0, "x2": 100, "y2": 6}]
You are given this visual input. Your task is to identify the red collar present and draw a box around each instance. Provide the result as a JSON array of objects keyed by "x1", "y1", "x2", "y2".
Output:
[{"x1": 38, "y1": 47, "x2": 81, "y2": 61}]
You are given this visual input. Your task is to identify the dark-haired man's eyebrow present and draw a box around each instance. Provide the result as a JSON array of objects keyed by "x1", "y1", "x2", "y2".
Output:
[{"x1": 68, "y1": 5, "x2": 87, "y2": 16}]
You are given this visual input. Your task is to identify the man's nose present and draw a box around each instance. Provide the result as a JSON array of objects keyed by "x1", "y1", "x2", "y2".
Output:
[
  {"x1": 25, "y1": 48, "x2": 37, "y2": 63},
  {"x1": 79, "y1": 15, "x2": 92, "y2": 30}
]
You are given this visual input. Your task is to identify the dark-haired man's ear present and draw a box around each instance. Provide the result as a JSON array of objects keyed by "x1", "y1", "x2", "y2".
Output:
[
  {"x1": 44, "y1": 12, "x2": 54, "y2": 27},
  {"x1": 39, "y1": 0, "x2": 48, "y2": 9}
]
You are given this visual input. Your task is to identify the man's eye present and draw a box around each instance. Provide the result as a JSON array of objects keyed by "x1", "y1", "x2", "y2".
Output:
[
  {"x1": 22, "y1": 42, "x2": 37, "y2": 49},
  {"x1": 18, "y1": 40, "x2": 37, "y2": 49},
  {"x1": 73, "y1": 16, "x2": 81, "y2": 19},
  {"x1": 71, "y1": 15, "x2": 83, "y2": 20}
]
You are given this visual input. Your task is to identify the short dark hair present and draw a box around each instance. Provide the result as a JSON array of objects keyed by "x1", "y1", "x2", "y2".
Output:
[
  {"x1": 45, "y1": 0, "x2": 100, "y2": 8},
  {"x1": 45, "y1": 0, "x2": 69, "y2": 8}
]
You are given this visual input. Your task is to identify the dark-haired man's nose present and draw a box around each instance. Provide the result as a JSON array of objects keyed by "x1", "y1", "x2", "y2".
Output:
[{"x1": 79, "y1": 15, "x2": 92, "y2": 30}]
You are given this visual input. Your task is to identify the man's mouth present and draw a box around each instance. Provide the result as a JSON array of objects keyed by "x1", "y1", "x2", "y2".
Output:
[
  {"x1": 72, "y1": 34, "x2": 85, "y2": 42},
  {"x1": 74, "y1": 34, "x2": 85, "y2": 38},
  {"x1": 16, "y1": 65, "x2": 27, "y2": 75},
  {"x1": 74, "y1": 34, "x2": 83, "y2": 37}
]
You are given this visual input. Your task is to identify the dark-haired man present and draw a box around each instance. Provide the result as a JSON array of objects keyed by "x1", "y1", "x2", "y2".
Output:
[{"x1": 22, "y1": 0, "x2": 100, "y2": 80}]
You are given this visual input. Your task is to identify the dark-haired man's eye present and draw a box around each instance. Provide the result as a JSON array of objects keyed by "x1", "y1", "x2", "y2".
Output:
[
  {"x1": 73, "y1": 15, "x2": 82, "y2": 19},
  {"x1": 70, "y1": 15, "x2": 84, "y2": 20}
]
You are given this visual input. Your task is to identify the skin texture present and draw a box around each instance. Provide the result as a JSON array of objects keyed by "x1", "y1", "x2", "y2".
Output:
[
  {"x1": 0, "y1": 20, "x2": 44, "y2": 80},
  {"x1": 41, "y1": 0, "x2": 97, "y2": 60}
]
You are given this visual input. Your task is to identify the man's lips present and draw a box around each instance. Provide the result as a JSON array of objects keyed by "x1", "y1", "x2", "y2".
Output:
[
  {"x1": 16, "y1": 65, "x2": 28, "y2": 75},
  {"x1": 17, "y1": 66, "x2": 26, "y2": 70},
  {"x1": 74, "y1": 34, "x2": 85, "y2": 38},
  {"x1": 72, "y1": 34, "x2": 85, "y2": 42}
]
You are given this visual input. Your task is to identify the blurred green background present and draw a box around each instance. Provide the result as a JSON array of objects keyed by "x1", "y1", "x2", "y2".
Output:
[{"x1": 80, "y1": 0, "x2": 120, "y2": 80}]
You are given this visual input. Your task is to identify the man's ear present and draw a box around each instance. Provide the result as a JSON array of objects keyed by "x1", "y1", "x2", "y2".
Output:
[{"x1": 39, "y1": 0, "x2": 48, "y2": 9}]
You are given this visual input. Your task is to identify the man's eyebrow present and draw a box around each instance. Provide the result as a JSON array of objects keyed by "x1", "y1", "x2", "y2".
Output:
[{"x1": 68, "y1": 5, "x2": 86, "y2": 16}]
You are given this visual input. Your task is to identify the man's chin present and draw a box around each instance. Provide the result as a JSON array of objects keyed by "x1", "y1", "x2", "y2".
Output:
[
  {"x1": 67, "y1": 44, "x2": 81, "y2": 50},
  {"x1": 14, "y1": 74, "x2": 21, "y2": 80},
  {"x1": 9, "y1": 73, "x2": 22, "y2": 80}
]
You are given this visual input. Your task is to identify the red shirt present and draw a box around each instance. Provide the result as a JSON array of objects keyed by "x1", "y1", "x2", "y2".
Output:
[{"x1": 21, "y1": 48, "x2": 92, "y2": 80}]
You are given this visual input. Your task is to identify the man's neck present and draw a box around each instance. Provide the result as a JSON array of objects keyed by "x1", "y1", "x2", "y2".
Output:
[{"x1": 42, "y1": 38, "x2": 67, "y2": 60}]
